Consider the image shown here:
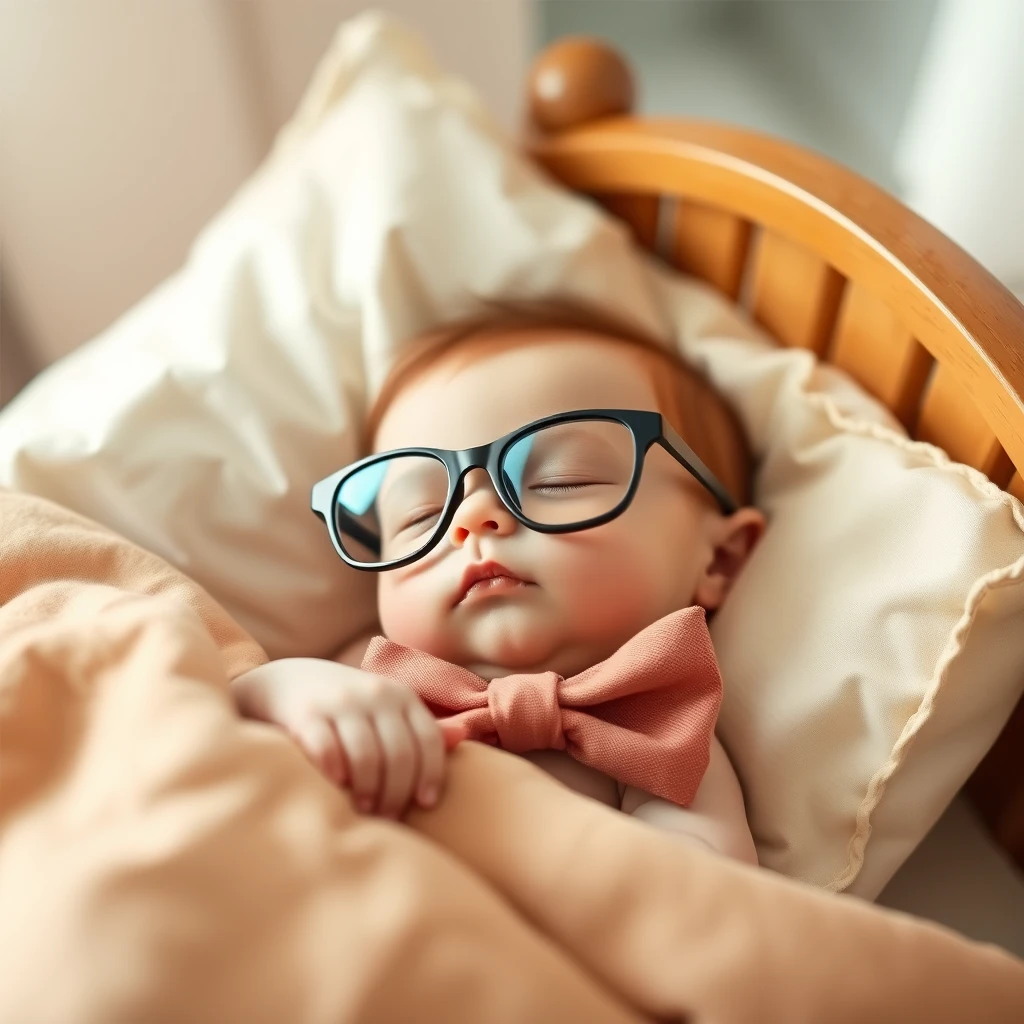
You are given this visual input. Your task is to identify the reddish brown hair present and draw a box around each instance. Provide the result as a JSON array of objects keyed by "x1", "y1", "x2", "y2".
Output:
[{"x1": 364, "y1": 299, "x2": 754, "y2": 506}]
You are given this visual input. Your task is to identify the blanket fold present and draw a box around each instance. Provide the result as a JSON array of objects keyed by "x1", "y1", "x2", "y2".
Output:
[{"x1": 1, "y1": 489, "x2": 1022, "y2": 1023}]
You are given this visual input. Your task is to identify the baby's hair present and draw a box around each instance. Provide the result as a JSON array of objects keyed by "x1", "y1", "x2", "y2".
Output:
[{"x1": 364, "y1": 298, "x2": 755, "y2": 507}]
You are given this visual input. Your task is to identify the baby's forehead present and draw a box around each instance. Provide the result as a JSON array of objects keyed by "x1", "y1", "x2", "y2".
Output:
[{"x1": 373, "y1": 332, "x2": 660, "y2": 452}]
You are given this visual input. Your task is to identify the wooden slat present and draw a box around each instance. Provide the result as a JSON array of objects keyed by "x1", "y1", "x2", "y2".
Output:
[
  {"x1": 750, "y1": 230, "x2": 845, "y2": 354},
  {"x1": 591, "y1": 192, "x2": 659, "y2": 251},
  {"x1": 968, "y1": 700, "x2": 1024, "y2": 871},
  {"x1": 1009, "y1": 472, "x2": 1024, "y2": 504},
  {"x1": 670, "y1": 200, "x2": 752, "y2": 300},
  {"x1": 916, "y1": 364, "x2": 1016, "y2": 485},
  {"x1": 830, "y1": 282, "x2": 935, "y2": 430}
]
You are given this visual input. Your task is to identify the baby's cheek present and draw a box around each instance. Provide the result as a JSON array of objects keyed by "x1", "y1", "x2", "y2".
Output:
[
  {"x1": 548, "y1": 540, "x2": 662, "y2": 639},
  {"x1": 377, "y1": 578, "x2": 450, "y2": 656}
]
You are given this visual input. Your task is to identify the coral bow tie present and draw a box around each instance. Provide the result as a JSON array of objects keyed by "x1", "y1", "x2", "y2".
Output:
[{"x1": 361, "y1": 606, "x2": 722, "y2": 807}]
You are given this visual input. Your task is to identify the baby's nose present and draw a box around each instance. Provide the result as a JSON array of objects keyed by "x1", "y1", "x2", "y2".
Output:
[{"x1": 449, "y1": 470, "x2": 517, "y2": 546}]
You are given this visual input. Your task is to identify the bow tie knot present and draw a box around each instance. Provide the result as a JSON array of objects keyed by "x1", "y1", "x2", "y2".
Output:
[
  {"x1": 361, "y1": 606, "x2": 722, "y2": 807},
  {"x1": 488, "y1": 671, "x2": 565, "y2": 752}
]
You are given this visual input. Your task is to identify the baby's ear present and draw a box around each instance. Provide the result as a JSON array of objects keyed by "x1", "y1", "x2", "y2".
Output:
[{"x1": 694, "y1": 507, "x2": 766, "y2": 612}]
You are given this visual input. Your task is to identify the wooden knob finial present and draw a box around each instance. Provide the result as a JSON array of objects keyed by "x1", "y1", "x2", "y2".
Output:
[{"x1": 527, "y1": 37, "x2": 635, "y2": 134}]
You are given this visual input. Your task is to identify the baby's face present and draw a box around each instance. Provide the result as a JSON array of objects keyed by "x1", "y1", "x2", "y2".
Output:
[{"x1": 373, "y1": 331, "x2": 761, "y2": 679}]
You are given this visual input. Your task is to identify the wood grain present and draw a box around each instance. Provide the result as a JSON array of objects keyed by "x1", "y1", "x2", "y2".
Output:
[
  {"x1": 1009, "y1": 472, "x2": 1024, "y2": 504},
  {"x1": 916, "y1": 364, "x2": 1016, "y2": 485},
  {"x1": 591, "y1": 192, "x2": 659, "y2": 251},
  {"x1": 750, "y1": 230, "x2": 845, "y2": 354},
  {"x1": 670, "y1": 200, "x2": 752, "y2": 300},
  {"x1": 830, "y1": 282, "x2": 934, "y2": 430},
  {"x1": 967, "y1": 703, "x2": 1024, "y2": 871}
]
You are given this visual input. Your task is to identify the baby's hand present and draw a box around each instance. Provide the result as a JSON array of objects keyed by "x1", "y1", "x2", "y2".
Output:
[{"x1": 232, "y1": 658, "x2": 464, "y2": 817}]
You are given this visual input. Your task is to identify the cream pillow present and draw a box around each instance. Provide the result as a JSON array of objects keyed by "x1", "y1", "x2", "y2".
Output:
[
  {"x1": 649, "y1": 278, "x2": 1024, "y2": 897},
  {"x1": 1, "y1": 13, "x2": 1022, "y2": 899}
]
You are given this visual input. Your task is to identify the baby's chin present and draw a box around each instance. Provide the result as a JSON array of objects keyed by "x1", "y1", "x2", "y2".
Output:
[{"x1": 457, "y1": 609, "x2": 603, "y2": 680}]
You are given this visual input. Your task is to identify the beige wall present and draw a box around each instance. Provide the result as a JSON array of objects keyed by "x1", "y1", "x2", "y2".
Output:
[
  {"x1": 0, "y1": 282, "x2": 36, "y2": 408},
  {"x1": 0, "y1": 0, "x2": 530, "y2": 396}
]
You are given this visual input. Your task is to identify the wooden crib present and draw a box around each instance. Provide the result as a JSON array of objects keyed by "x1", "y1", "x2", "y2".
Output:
[{"x1": 523, "y1": 38, "x2": 1024, "y2": 871}]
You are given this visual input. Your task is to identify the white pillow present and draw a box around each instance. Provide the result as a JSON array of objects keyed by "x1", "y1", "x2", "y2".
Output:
[{"x1": 1, "y1": 12, "x2": 1022, "y2": 899}]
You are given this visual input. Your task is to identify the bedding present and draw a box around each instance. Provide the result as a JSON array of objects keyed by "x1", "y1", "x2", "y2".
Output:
[
  {"x1": 1, "y1": 487, "x2": 1023, "y2": 1023},
  {"x1": 1, "y1": 11, "x2": 1022, "y2": 903}
]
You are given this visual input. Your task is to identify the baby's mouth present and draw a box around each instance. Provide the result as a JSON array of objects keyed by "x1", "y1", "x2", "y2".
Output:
[{"x1": 454, "y1": 560, "x2": 532, "y2": 606}]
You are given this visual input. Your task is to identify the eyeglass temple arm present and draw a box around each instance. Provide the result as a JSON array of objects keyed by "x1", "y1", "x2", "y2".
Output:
[{"x1": 659, "y1": 420, "x2": 738, "y2": 514}]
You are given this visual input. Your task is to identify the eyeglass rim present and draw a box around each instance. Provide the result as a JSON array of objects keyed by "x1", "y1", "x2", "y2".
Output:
[{"x1": 311, "y1": 407, "x2": 738, "y2": 571}]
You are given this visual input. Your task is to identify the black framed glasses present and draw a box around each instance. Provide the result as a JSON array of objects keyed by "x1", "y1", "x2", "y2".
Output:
[{"x1": 311, "y1": 408, "x2": 737, "y2": 571}]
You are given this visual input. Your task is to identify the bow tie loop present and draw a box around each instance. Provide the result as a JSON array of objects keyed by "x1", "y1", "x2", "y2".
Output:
[
  {"x1": 361, "y1": 606, "x2": 722, "y2": 807},
  {"x1": 488, "y1": 670, "x2": 564, "y2": 753}
]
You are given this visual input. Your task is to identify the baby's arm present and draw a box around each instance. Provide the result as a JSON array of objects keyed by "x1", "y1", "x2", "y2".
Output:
[{"x1": 620, "y1": 736, "x2": 758, "y2": 865}]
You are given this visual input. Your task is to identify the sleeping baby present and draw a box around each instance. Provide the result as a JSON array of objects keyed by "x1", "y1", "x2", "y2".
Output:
[{"x1": 232, "y1": 303, "x2": 764, "y2": 863}]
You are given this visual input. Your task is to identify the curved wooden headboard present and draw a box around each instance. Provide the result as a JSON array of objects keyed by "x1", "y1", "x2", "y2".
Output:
[{"x1": 525, "y1": 38, "x2": 1024, "y2": 867}]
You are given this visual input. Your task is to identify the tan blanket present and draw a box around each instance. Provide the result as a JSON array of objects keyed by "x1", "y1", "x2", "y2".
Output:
[{"x1": 1, "y1": 490, "x2": 1022, "y2": 1023}]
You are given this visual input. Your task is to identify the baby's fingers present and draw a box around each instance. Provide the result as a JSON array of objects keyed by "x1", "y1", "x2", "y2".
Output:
[
  {"x1": 291, "y1": 716, "x2": 345, "y2": 786},
  {"x1": 374, "y1": 712, "x2": 418, "y2": 819},
  {"x1": 406, "y1": 704, "x2": 450, "y2": 809},
  {"x1": 440, "y1": 718, "x2": 467, "y2": 750},
  {"x1": 335, "y1": 713, "x2": 382, "y2": 813}
]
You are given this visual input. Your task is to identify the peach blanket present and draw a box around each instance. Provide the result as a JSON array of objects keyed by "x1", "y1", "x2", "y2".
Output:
[{"x1": 1, "y1": 489, "x2": 1022, "y2": 1023}]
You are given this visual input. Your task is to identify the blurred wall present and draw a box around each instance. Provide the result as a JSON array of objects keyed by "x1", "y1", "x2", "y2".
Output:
[
  {"x1": 537, "y1": 0, "x2": 937, "y2": 192},
  {"x1": 0, "y1": 0, "x2": 530, "y2": 403},
  {"x1": 536, "y1": 1, "x2": 1022, "y2": 292},
  {"x1": 540, "y1": 0, "x2": 1019, "y2": 299}
]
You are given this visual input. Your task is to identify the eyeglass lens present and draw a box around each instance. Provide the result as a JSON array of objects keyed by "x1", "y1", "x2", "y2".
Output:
[{"x1": 334, "y1": 419, "x2": 636, "y2": 565}]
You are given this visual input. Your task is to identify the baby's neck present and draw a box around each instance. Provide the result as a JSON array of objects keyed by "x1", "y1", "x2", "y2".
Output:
[
  {"x1": 424, "y1": 632, "x2": 636, "y2": 681},
  {"x1": 352, "y1": 605, "x2": 706, "y2": 678}
]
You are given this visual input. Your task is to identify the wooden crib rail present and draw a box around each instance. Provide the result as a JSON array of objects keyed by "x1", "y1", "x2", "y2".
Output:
[
  {"x1": 524, "y1": 38, "x2": 1024, "y2": 869},
  {"x1": 525, "y1": 40, "x2": 1024, "y2": 483}
]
